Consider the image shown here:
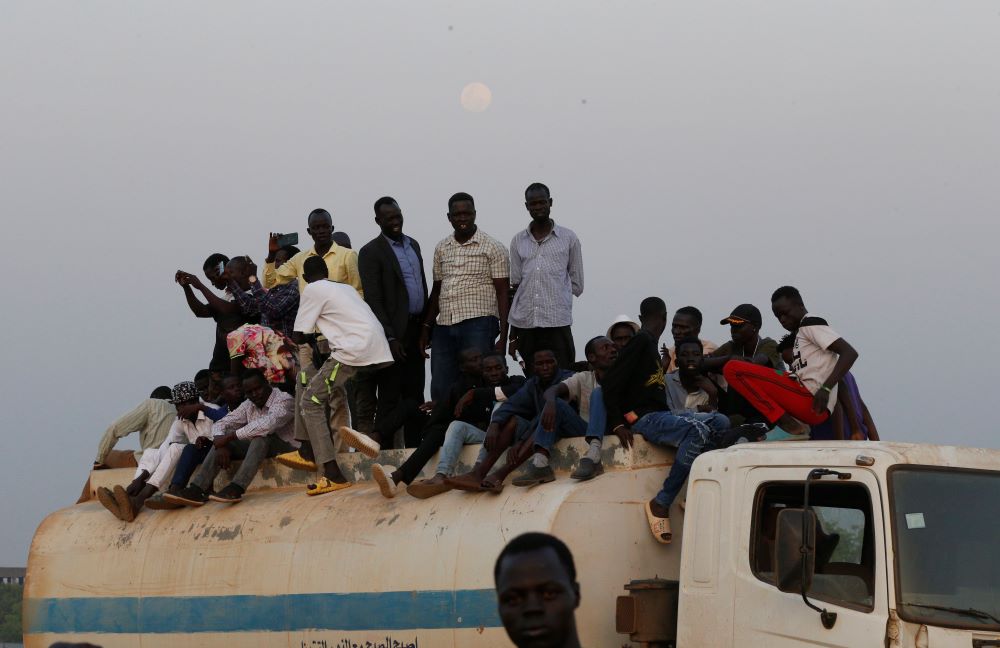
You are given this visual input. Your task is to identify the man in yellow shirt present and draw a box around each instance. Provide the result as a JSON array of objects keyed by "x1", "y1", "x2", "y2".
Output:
[
  {"x1": 263, "y1": 208, "x2": 363, "y2": 294},
  {"x1": 263, "y1": 208, "x2": 367, "y2": 442}
]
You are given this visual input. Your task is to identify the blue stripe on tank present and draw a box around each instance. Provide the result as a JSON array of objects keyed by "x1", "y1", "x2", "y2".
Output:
[{"x1": 25, "y1": 588, "x2": 501, "y2": 634}]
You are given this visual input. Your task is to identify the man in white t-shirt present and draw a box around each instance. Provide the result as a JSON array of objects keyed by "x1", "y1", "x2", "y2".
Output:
[
  {"x1": 280, "y1": 256, "x2": 393, "y2": 496},
  {"x1": 722, "y1": 286, "x2": 859, "y2": 434}
]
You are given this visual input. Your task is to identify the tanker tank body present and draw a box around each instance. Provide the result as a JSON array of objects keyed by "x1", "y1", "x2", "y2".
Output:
[{"x1": 24, "y1": 438, "x2": 680, "y2": 647}]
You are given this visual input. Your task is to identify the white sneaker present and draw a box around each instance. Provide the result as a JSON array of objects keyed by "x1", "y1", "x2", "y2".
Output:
[{"x1": 372, "y1": 464, "x2": 398, "y2": 498}]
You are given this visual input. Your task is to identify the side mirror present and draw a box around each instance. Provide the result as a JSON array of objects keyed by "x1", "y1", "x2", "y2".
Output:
[{"x1": 774, "y1": 507, "x2": 816, "y2": 594}]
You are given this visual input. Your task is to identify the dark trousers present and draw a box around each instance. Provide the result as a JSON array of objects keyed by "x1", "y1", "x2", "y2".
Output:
[
  {"x1": 396, "y1": 420, "x2": 450, "y2": 485},
  {"x1": 171, "y1": 444, "x2": 211, "y2": 489},
  {"x1": 514, "y1": 326, "x2": 576, "y2": 376},
  {"x1": 373, "y1": 317, "x2": 426, "y2": 448}
]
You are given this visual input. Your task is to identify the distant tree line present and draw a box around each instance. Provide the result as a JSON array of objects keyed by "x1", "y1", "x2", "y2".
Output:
[{"x1": 0, "y1": 584, "x2": 22, "y2": 643}]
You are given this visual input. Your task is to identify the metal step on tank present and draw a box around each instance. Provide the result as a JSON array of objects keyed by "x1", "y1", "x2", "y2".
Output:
[{"x1": 24, "y1": 437, "x2": 681, "y2": 647}]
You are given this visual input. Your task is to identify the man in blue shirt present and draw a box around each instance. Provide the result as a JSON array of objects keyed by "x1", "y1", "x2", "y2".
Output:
[{"x1": 359, "y1": 196, "x2": 430, "y2": 448}]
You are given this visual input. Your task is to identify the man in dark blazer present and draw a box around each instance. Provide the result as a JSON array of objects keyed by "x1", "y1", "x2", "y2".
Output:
[{"x1": 359, "y1": 196, "x2": 430, "y2": 448}]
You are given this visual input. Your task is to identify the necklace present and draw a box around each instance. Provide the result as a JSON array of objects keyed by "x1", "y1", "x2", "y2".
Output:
[{"x1": 741, "y1": 337, "x2": 762, "y2": 359}]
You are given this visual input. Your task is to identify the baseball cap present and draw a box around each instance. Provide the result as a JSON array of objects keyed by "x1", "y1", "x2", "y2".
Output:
[{"x1": 720, "y1": 304, "x2": 762, "y2": 329}]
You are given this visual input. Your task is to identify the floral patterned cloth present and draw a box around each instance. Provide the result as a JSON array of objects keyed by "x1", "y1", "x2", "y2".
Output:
[{"x1": 226, "y1": 324, "x2": 296, "y2": 385}]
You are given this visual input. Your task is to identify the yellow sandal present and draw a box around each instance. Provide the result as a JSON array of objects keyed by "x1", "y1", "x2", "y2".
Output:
[
  {"x1": 307, "y1": 477, "x2": 352, "y2": 496},
  {"x1": 275, "y1": 451, "x2": 318, "y2": 472}
]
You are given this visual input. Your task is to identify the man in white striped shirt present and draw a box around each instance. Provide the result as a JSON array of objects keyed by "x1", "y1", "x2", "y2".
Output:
[
  {"x1": 166, "y1": 369, "x2": 297, "y2": 505},
  {"x1": 508, "y1": 183, "x2": 584, "y2": 375}
]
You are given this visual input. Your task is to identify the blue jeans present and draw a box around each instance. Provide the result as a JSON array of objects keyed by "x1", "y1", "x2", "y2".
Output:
[
  {"x1": 533, "y1": 399, "x2": 592, "y2": 450},
  {"x1": 436, "y1": 420, "x2": 487, "y2": 476},
  {"x1": 430, "y1": 316, "x2": 499, "y2": 401},
  {"x1": 585, "y1": 387, "x2": 607, "y2": 442},
  {"x1": 632, "y1": 411, "x2": 730, "y2": 509}
]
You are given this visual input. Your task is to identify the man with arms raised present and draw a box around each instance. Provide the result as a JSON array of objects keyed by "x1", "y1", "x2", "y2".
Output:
[
  {"x1": 495, "y1": 532, "x2": 583, "y2": 648},
  {"x1": 279, "y1": 257, "x2": 393, "y2": 495},
  {"x1": 508, "y1": 183, "x2": 584, "y2": 373},
  {"x1": 420, "y1": 192, "x2": 510, "y2": 401}
]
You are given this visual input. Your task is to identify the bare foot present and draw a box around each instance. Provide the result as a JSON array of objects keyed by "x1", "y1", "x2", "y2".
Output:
[
  {"x1": 481, "y1": 474, "x2": 506, "y2": 494},
  {"x1": 445, "y1": 471, "x2": 486, "y2": 492},
  {"x1": 777, "y1": 414, "x2": 809, "y2": 436}
]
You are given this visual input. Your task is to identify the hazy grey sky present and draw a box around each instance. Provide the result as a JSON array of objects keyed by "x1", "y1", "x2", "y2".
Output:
[{"x1": 2, "y1": 0, "x2": 998, "y2": 565}]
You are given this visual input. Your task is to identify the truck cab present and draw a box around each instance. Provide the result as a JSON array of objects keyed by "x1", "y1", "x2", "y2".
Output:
[{"x1": 677, "y1": 442, "x2": 1000, "y2": 647}]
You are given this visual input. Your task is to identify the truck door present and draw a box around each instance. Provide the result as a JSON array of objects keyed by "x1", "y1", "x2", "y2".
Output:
[{"x1": 731, "y1": 467, "x2": 888, "y2": 647}]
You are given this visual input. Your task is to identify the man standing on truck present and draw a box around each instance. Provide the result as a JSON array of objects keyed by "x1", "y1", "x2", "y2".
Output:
[
  {"x1": 507, "y1": 182, "x2": 584, "y2": 374},
  {"x1": 601, "y1": 297, "x2": 730, "y2": 544},
  {"x1": 359, "y1": 196, "x2": 429, "y2": 449},
  {"x1": 495, "y1": 532, "x2": 583, "y2": 648},
  {"x1": 722, "y1": 285, "x2": 859, "y2": 436},
  {"x1": 420, "y1": 192, "x2": 511, "y2": 401},
  {"x1": 281, "y1": 256, "x2": 393, "y2": 496}
]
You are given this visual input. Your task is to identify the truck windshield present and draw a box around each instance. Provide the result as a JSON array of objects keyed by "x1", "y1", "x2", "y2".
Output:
[{"x1": 890, "y1": 467, "x2": 1000, "y2": 630}]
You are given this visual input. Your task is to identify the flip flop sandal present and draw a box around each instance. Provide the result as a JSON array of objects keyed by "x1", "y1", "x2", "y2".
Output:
[
  {"x1": 645, "y1": 501, "x2": 672, "y2": 545},
  {"x1": 372, "y1": 464, "x2": 398, "y2": 499},
  {"x1": 443, "y1": 475, "x2": 487, "y2": 492},
  {"x1": 338, "y1": 426, "x2": 381, "y2": 459},
  {"x1": 97, "y1": 487, "x2": 125, "y2": 520},
  {"x1": 113, "y1": 485, "x2": 137, "y2": 523},
  {"x1": 274, "y1": 451, "x2": 318, "y2": 471},
  {"x1": 307, "y1": 477, "x2": 352, "y2": 496}
]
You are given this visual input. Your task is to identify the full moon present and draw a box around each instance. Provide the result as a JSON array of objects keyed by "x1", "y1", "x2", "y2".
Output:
[{"x1": 460, "y1": 82, "x2": 492, "y2": 112}]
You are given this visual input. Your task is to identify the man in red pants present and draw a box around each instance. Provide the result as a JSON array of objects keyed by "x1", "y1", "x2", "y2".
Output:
[{"x1": 722, "y1": 286, "x2": 859, "y2": 436}]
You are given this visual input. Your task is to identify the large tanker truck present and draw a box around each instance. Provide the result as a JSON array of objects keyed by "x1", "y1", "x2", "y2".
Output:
[{"x1": 23, "y1": 438, "x2": 1000, "y2": 646}]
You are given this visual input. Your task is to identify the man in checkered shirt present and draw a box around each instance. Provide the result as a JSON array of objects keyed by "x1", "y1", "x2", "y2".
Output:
[
  {"x1": 507, "y1": 182, "x2": 584, "y2": 375},
  {"x1": 420, "y1": 192, "x2": 511, "y2": 401}
]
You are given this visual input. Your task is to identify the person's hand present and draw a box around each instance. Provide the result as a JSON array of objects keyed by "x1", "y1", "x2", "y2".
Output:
[
  {"x1": 92, "y1": 461, "x2": 109, "y2": 470},
  {"x1": 175, "y1": 270, "x2": 196, "y2": 286},
  {"x1": 613, "y1": 424, "x2": 634, "y2": 449},
  {"x1": 812, "y1": 389, "x2": 831, "y2": 415},
  {"x1": 267, "y1": 232, "x2": 282, "y2": 261},
  {"x1": 196, "y1": 436, "x2": 212, "y2": 449},
  {"x1": 850, "y1": 430, "x2": 865, "y2": 441},
  {"x1": 508, "y1": 337, "x2": 519, "y2": 362},
  {"x1": 484, "y1": 424, "x2": 502, "y2": 452},
  {"x1": 125, "y1": 472, "x2": 148, "y2": 496},
  {"x1": 660, "y1": 343, "x2": 672, "y2": 370},
  {"x1": 389, "y1": 339, "x2": 406, "y2": 362},
  {"x1": 213, "y1": 434, "x2": 233, "y2": 449},
  {"x1": 216, "y1": 446, "x2": 232, "y2": 469},
  {"x1": 540, "y1": 399, "x2": 556, "y2": 432},
  {"x1": 454, "y1": 390, "x2": 475, "y2": 418},
  {"x1": 417, "y1": 400, "x2": 435, "y2": 415},
  {"x1": 418, "y1": 327, "x2": 431, "y2": 359},
  {"x1": 494, "y1": 332, "x2": 507, "y2": 354}
]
